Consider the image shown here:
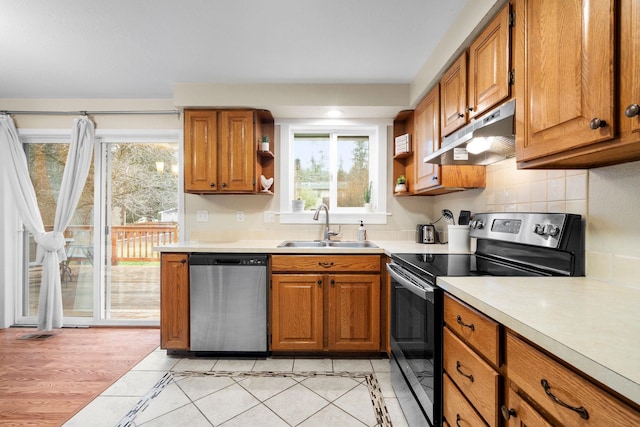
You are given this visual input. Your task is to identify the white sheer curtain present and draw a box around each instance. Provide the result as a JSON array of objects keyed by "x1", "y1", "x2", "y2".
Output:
[{"x1": 0, "y1": 114, "x2": 95, "y2": 330}]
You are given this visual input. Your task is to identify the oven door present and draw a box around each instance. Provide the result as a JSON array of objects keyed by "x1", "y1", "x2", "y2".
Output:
[{"x1": 387, "y1": 262, "x2": 443, "y2": 426}]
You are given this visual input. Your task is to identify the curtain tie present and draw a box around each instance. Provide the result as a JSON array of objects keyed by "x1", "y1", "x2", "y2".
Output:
[{"x1": 34, "y1": 231, "x2": 67, "y2": 264}]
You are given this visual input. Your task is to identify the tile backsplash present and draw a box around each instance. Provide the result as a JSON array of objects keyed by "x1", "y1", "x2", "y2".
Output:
[{"x1": 484, "y1": 158, "x2": 588, "y2": 217}]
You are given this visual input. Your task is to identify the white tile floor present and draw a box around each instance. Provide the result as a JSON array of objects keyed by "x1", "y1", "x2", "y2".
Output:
[{"x1": 64, "y1": 348, "x2": 410, "y2": 427}]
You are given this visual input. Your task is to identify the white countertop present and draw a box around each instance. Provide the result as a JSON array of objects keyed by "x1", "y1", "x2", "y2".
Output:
[
  {"x1": 154, "y1": 239, "x2": 469, "y2": 256},
  {"x1": 437, "y1": 276, "x2": 640, "y2": 405}
]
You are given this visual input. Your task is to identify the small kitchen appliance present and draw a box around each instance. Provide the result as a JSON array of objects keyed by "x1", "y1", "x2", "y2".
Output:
[{"x1": 416, "y1": 224, "x2": 436, "y2": 244}]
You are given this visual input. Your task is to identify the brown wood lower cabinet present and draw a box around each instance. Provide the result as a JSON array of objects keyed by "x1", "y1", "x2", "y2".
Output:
[
  {"x1": 270, "y1": 255, "x2": 381, "y2": 353},
  {"x1": 443, "y1": 293, "x2": 640, "y2": 427},
  {"x1": 160, "y1": 252, "x2": 189, "y2": 350},
  {"x1": 506, "y1": 332, "x2": 640, "y2": 426}
]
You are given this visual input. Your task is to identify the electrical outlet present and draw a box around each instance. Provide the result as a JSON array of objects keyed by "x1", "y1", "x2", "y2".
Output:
[
  {"x1": 196, "y1": 210, "x2": 208, "y2": 222},
  {"x1": 264, "y1": 211, "x2": 275, "y2": 223},
  {"x1": 236, "y1": 211, "x2": 245, "y2": 222}
]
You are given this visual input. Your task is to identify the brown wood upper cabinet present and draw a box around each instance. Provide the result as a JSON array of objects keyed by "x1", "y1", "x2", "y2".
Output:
[
  {"x1": 393, "y1": 86, "x2": 486, "y2": 196},
  {"x1": 515, "y1": 0, "x2": 640, "y2": 168},
  {"x1": 184, "y1": 109, "x2": 274, "y2": 193},
  {"x1": 440, "y1": 4, "x2": 512, "y2": 137}
]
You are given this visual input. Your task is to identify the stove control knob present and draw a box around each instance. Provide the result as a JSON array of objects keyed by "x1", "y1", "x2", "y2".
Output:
[
  {"x1": 544, "y1": 224, "x2": 560, "y2": 237},
  {"x1": 469, "y1": 220, "x2": 477, "y2": 228},
  {"x1": 475, "y1": 220, "x2": 484, "y2": 229},
  {"x1": 534, "y1": 223, "x2": 545, "y2": 235}
]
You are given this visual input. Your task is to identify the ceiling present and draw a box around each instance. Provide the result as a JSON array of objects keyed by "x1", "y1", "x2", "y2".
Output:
[{"x1": 0, "y1": 0, "x2": 467, "y2": 100}]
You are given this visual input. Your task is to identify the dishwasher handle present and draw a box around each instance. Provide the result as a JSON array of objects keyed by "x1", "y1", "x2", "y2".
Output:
[{"x1": 189, "y1": 253, "x2": 268, "y2": 266}]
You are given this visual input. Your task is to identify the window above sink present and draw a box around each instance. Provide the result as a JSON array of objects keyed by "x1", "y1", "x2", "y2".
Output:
[{"x1": 277, "y1": 120, "x2": 389, "y2": 224}]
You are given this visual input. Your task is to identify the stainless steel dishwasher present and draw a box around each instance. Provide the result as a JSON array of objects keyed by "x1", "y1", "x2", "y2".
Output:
[{"x1": 189, "y1": 253, "x2": 268, "y2": 354}]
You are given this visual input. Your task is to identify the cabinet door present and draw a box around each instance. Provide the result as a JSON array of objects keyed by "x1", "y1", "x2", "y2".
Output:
[
  {"x1": 413, "y1": 86, "x2": 441, "y2": 191},
  {"x1": 219, "y1": 110, "x2": 255, "y2": 192},
  {"x1": 184, "y1": 110, "x2": 218, "y2": 192},
  {"x1": 440, "y1": 53, "x2": 468, "y2": 137},
  {"x1": 328, "y1": 274, "x2": 380, "y2": 351},
  {"x1": 271, "y1": 274, "x2": 324, "y2": 351},
  {"x1": 468, "y1": 4, "x2": 511, "y2": 120},
  {"x1": 619, "y1": 0, "x2": 640, "y2": 144},
  {"x1": 515, "y1": 0, "x2": 615, "y2": 162},
  {"x1": 503, "y1": 386, "x2": 552, "y2": 427},
  {"x1": 160, "y1": 253, "x2": 189, "y2": 350}
]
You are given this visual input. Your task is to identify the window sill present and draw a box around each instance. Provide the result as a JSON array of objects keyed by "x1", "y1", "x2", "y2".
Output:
[{"x1": 279, "y1": 212, "x2": 389, "y2": 225}]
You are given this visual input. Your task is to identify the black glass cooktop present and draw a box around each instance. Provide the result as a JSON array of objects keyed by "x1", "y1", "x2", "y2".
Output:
[{"x1": 392, "y1": 253, "x2": 552, "y2": 284}]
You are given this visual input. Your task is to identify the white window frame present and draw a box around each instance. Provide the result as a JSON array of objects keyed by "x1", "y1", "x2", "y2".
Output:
[{"x1": 278, "y1": 119, "x2": 389, "y2": 224}]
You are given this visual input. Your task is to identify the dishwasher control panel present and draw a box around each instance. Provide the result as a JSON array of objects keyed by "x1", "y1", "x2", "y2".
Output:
[{"x1": 189, "y1": 253, "x2": 268, "y2": 266}]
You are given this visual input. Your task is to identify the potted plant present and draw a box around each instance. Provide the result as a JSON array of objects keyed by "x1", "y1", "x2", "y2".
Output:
[
  {"x1": 363, "y1": 181, "x2": 373, "y2": 211},
  {"x1": 395, "y1": 175, "x2": 408, "y2": 193},
  {"x1": 260, "y1": 136, "x2": 270, "y2": 151}
]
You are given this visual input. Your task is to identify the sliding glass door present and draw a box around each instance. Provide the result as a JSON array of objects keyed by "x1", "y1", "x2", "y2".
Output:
[
  {"x1": 18, "y1": 133, "x2": 179, "y2": 326},
  {"x1": 102, "y1": 142, "x2": 179, "y2": 320}
]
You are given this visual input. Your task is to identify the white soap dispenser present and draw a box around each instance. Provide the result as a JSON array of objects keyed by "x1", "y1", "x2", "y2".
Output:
[{"x1": 357, "y1": 220, "x2": 367, "y2": 241}]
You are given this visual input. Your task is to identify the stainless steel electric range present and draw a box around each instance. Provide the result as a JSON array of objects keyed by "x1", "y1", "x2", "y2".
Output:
[{"x1": 386, "y1": 212, "x2": 585, "y2": 426}]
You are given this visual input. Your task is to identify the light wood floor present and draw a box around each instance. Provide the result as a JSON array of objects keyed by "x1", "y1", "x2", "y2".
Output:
[{"x1": 0, "y1": 327, "x2": 159, "y2": 426}]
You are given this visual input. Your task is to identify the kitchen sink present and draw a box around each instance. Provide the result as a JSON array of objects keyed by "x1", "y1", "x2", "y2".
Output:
[{"x1": 277, "y1": 240, "x2": 378, "y2": 248}]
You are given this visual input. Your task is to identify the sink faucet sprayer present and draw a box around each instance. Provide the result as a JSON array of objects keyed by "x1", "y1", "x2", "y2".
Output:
[{"x1": 313, "y1": 203, "x2": 341, "y2": 241}]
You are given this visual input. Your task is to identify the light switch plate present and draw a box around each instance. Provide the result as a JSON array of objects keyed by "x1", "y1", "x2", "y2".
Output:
[
  {"x1": 236, "y1": 211, "x2": 245, "y2": 222},
  {"x1": 196, "y1": 210, "x2": 208, "y2": 222},
  {"x1": 264, "y1": 211, "x2": 275, "y2": 223}
]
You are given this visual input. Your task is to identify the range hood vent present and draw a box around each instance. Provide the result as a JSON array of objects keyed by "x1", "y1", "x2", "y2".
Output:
[{"x1": 424, "y1": 99, "x2": 516, "y2": 166}]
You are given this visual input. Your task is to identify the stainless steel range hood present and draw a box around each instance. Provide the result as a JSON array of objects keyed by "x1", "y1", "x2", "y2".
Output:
[{"x1": 424, "y1": 99, "x2": 515, "y2": 165}]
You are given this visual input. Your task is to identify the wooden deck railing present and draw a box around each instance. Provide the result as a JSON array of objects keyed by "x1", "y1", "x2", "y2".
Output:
[{"x1": 64, "y1": 223, "x2": 178, "y2": 265}]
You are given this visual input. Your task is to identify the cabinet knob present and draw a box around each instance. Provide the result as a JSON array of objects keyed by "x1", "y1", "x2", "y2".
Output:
[
  {"x1": 181, "y1": 258, "x2": 186, "y2": 264},
  {"x1": 466, "y1": 106, "x2": 474, "y2": 112},
  {"x1": 432, "y1": 176, "x2": 438, "y2": 181},
  {"x1": 457, "y1": 112, "x2": 464, "y2": 118},
  {"x1": 317, "y1": 279, "x2": 322, "y2": 286},
  {"x1": 625, "y1": 103, "x2": 640, "y2": 118},
  {"x1": 589, "y1": 118, "x2": 607, "y2": 129},
  {"x1": 330, "y1": 279, "x2": 335, "y2": 286},
  {"x1": 222, "y1": 182, "x2": 227, "y2": 188},
  {"x1": 500, "y1": 406, "x2": 516, "y2": 420},
  {"x1": 210, "y1": 182, "x2": 216, "y2": 187}
]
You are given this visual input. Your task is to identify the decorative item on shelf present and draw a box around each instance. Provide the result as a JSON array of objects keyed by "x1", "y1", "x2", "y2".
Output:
[
  {"x1": 363, "y1": 181, "x2": 374, "y2": 212},
  {"x1": 394, "y1": 133, "x2": 411, "y2": 155},
  {"x1": 292, "y1": 197, "x2": 305, "y2": 212},
  {"x1": 260, "y1": 175, "x2": 273, "y2": 193},
  {"x1": 395, "y1": 175, "x2": 408, "y2": 193},
  {"x1": 260, "y1": 136, "x2": 270, "y2": 152}
]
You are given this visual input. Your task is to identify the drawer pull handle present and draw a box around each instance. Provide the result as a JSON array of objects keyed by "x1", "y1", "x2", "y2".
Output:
[
  {"x1": 455, "y1": 361, "x2": 474, "y2": 383},
  {"x1": 540, "y1": 379, "x2": 589, "y2": 420},
  {"x1": 318, "y1": 262, "x2": 334, "y2": 268},
  {"x1": 456, "y1": 315, "x2": 475, "y2": 331}
]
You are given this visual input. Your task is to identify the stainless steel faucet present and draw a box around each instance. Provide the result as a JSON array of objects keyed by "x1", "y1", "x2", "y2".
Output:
[{"x1": 313, "y1": 203, "x2": 341, "y2": 241}]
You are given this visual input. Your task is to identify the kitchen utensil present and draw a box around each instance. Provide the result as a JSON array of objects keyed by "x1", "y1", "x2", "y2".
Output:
[
  {"x1": 416, "y1": 224, "x2": 436, "y2": 244},
  {"x1": 441, "y1": 209, "x2": 455, "y2": 224},
  {"x1": 458, "y1": 210, "x2": 471, "y2": 226}
]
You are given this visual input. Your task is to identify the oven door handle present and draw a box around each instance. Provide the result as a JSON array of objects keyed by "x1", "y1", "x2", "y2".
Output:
[{"x1": 386, "y1": 262, "x2": 433, "y2": 300}]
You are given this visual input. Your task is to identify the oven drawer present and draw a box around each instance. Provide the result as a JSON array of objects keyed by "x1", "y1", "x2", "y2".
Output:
[
  {"x1": 444, "y1": 294, "x2": 500, "y2": 367},
  {"x1": 443, "y1": 373, "x2": 486, "y2": 427},
  {"x1": 271, "y1": 255, "x2": 380, "y2": 273},
  {"x1": 507, "y1": 332, "x2": 640, "y2": 426},
  {"x1": 444, "y1": 327, "x2": 500, "y2": 426}
]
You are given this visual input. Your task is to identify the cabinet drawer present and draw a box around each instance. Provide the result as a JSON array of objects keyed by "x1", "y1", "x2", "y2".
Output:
[
  {"x1": 443, "y1": 373, "x2": 486, "y2": 427},
  {"x1": 444, "y1": 327, "x2": 500, "y2": 426},
  {"x1": 507, "y1": 332, "x2": 640, "y2": 426},
  {"x1": 271, "y1": 255, "x2": 380, "y2": 273},
  {"x1": 444, "y1": 294, "x2": 500, "y2": 367}
]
